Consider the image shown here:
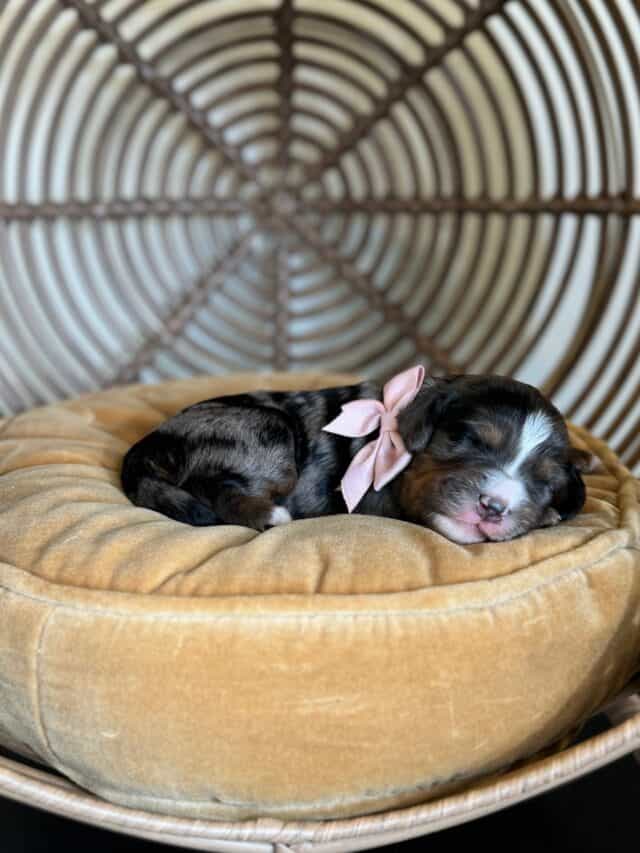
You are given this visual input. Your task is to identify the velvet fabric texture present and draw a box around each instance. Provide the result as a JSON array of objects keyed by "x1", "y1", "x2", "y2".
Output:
[{"x1": 0, "y1": 373, "x2": 638, "y2": 821}]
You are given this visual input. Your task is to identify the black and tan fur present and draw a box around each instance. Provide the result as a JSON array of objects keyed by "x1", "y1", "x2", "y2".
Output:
[{"x1": 121, "y1": 375, "x2": 593, "y2": 542}]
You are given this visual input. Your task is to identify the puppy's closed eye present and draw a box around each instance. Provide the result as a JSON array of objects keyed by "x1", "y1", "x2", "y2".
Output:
[
  {"x1": 445, "y1": 424, "x2": 477, "y2": 444},
  {"x1": 450, "y1": 425, "x2": 492, "y2": 451},
  {"x1": 439, "y1": 422, "x2": 503, "y2": 461}
]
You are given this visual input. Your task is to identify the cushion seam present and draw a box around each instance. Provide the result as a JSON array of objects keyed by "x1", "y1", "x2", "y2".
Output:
[
  {"x1": 32, "y1": 607, "x2": 62, "y2": 769},
  {"x1": 0, "y1": 545, "x2": 636, "y2": 622},
  {"x1": 0, "y1": 520, "x2": 631, "y2": 604}
]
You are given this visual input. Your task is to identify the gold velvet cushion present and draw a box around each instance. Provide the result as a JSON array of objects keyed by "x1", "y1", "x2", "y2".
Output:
[{"x1": 0, "y1": 373, "x2": 639, "y2": 822}]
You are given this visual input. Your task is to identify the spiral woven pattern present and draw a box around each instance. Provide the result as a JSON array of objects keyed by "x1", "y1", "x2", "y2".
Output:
[{"x1": 1, "y1": 1, "x2": 639, "y2": 466}]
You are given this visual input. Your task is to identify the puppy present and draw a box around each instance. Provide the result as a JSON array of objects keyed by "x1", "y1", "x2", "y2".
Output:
[{"x1": 121, "y1": 373, "x2": 593, "y2": 543}]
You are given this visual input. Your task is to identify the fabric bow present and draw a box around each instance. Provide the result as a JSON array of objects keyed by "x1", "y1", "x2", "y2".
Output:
[{"x1": 323, "y1": 365, "x2": 425, "y2": 512}]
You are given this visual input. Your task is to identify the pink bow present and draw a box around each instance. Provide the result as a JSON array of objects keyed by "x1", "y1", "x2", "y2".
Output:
[{"x1": 323, "y1": 365, "x2": 425, "y2": 512}]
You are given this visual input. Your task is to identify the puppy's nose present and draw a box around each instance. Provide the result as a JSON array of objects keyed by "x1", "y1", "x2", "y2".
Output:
[{"x1": 479, "y1": 494, "x2": 508, "y2": 517}]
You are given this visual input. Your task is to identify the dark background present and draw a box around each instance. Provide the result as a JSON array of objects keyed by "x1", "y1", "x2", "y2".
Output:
[{"x1": 2, "y1": 716, "x2": 638, "y2": 852}]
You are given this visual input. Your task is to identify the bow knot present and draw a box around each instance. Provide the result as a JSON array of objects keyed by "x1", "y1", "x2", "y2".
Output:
[
  {"x1": 379, "y1": 410, "x2": 399, "y2": 433},
  {"x1": 322, "y1": 365, "x2": 425, "y2": 512}
]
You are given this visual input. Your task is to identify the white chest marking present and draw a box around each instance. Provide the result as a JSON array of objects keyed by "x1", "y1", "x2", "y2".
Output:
[
  {"x1": 268, "y1": 506, "x2": 292, "y2": 526},
  {"x1": 505, "y1": 411, "x2": 553, "y2": 477}
]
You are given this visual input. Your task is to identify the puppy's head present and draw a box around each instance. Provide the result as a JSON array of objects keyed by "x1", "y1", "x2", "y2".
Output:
[{"x1": 395, "y1": 375, "x2": 594, "y2": 543}]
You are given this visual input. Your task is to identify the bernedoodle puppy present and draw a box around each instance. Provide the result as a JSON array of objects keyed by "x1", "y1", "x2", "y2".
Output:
[{"x1": 121, "y1": 367, "x2": 594, "y2": 543}]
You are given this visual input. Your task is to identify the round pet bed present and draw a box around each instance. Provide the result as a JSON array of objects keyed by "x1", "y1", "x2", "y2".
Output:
[{"x1": 0, "y1": 372, "x2": 638, "y2": 829}]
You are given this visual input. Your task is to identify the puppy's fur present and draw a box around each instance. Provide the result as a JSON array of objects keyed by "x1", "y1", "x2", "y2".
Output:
[{"x1": 121, "y1": 375, "x2": 593, "y2": 543}]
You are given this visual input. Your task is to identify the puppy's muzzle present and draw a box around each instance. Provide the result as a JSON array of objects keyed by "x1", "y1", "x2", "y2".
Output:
[{"x1": 478, "y1": 494, "x2": 508, "y2": 519}]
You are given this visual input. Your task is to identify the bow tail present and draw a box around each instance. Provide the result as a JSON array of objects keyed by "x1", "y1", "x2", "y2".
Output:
[
  {"x1": 373, "y1": 432, "x2": 412, "y2": 491},
  {"x1": 340, "y1": 438, "x2": 381, "y2": 513}
]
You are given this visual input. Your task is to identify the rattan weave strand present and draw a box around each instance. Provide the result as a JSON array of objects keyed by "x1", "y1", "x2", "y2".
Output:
[{"x1": 1, "y1": 0, "x2": 640, "y2": 467}]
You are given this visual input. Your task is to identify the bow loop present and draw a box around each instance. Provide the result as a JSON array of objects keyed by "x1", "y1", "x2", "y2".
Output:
[
  {"x1": 322, "y1": 398, "x2": 385, "y2": 438},
  {"x1": 322, "y1": 365, "x2": 425, "y2": 512},
  {"x1": 383, "y1": 365, "x2": 426, "y2": 413}
]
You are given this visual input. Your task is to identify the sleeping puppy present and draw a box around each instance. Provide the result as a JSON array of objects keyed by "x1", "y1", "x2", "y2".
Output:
[{"x1": 121, "y1": 373, "x2": 593, "y2": 543}]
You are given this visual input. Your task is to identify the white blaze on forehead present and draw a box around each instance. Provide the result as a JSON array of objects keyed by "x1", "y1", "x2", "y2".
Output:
[
  {"x1": 481, "y1": 411, "x2": 553, "y2": 511},
  {"x1": 505, "y1": 411, "x2": 553, "y2": 477}
]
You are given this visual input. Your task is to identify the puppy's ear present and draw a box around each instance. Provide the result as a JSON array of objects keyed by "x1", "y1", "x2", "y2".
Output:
[
  {"x1": 397, "y1": 377, "x2": 455, "y2": 453},
  {"x1": 551, "y1": 456, "x2": 588, "y2": 521}
]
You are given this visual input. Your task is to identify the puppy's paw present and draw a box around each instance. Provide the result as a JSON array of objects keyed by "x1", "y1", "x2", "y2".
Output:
[
  {"x1": 267, "y1": 506, "x2": 292, "y2": 527},
  {"x1": 570, "y1": 447, "x2": 601, "y2": 473},
  {"x1": 540, "y1": 507, "x2": 562, "y2": 528}
]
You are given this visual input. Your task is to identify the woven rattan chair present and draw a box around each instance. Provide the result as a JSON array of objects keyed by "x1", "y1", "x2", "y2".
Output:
[{"x1": 1, "y1": 1, "x2": 639, "y2": 850}]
